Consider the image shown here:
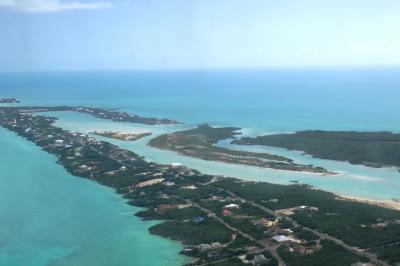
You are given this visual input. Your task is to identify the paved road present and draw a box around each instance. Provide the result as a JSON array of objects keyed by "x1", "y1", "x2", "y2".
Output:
[
  {"x1": 176, "y1": 178, "x2": 389, "y2": 266},
  {"x1": 175, "y1": 175, "x2": 288, "y2": 266},
  {"x1": 219, "y1": 188, "x2": 390, "y2": 266},
  {"x1": 177, "y1": 195, "x2": 286, "y2": 266},
  {"x1": 196, "y1": 248, "x2": 264, "y2": 266}
]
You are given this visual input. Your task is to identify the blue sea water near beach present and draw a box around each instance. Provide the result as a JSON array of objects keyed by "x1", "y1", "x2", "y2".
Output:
[
  {"x1": 0, "y1": 127, "x2": 186, "y2": 266},
  {"x1": 1, "y1": 68, "x2": 400, "y2": 265}
]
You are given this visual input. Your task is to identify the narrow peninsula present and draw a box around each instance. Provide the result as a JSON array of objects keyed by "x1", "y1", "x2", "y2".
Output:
[
  {"x1": 16, "y1": 106, "x2": 178, "y2": 125},
  {"x1": 149, "y1": 124, "x2": 331, "y2": 174},
  {"x1": 90, "y1": 131, "x2": 152, "y2": 141},
  {"x1": 1, "y1": 106, "x2": 399, "y2": 266},
  {"x1": 233, "y1": 130, "x2": 400, "y2": 170}
]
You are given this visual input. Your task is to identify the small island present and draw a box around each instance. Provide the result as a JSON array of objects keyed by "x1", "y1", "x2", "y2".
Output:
[
  {"x1": 74, "y1": 106, "x2": 179, "y2": 125},
  {"x1": 149, "y1": 124, "x2": 332, "y2": 174},
  {"x1": 233, "y1": 130, "x2": 400, "y2": 170},
  {"x1": 11, "y1": 105, "x2": 178, "y2": 125},
  {"x1": 0, "y1": 98, "x2": 20, "y2": 103},
  {"x1": 1, "y1": 106, "x2": 399, "y2": 265},
  {"x1": 90, "y1": 131, "x2": 152, "y2": 141}
]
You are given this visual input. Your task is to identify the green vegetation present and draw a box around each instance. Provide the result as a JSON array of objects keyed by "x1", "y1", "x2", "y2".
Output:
[
  {"x1": 90, "y1": 131, "x2": 152, "y2": 141},
  {"x1": 1, "y1": 106, "x2": 399, "y2": 265},
  {"x1": 292, "y1": 228, "x2": 319, "y2": 241},
  {"x1": 74, "y1": 106, "x2": 178, "y2": 124},
  {"x1": 150, "y1": 219, "x2": 233, "y2": 245},
  {"x1": 224, "y1": 217, "x2": 266, "y2": 240},
  {"x1": 225, "y1": 235, "x2": 257, "y2": 249},
  {"x1": 211, "y1": 258, "x2": 246, "y2": 266},
  {"x1": 136, "y1": 207, "x2": 205, "y2": 221},
  {"x1": 277, "y1": 240, "x2": 365, "y2": 266},
  {"x1": 234, "y1": 130, "x2": 400, "y2": 169},
  {"x1": 294, "y1": 214, "x2": 400, "y2": 249},
  {"x1": 213, "y1": 178, "x2": 400, "y2": 260},
  {"x1": 373, "y1": 242, "x2": 400, "y2": 265},
  {"x1": 149, "y1": 124, "x2": 330, "y2": 173}
]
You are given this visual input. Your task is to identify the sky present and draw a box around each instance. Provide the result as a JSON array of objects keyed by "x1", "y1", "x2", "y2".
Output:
[{"x1": 0, "y1": 0, "x2": 400, "y2": 71}]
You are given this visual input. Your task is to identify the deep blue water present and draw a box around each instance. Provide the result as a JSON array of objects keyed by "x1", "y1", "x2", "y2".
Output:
[
  {"x1": 1, "y1": 68, "x2": 400, "y2": 265},
  {"x1": 1, "y1": 68, "x2": 400, "y2": 132}
]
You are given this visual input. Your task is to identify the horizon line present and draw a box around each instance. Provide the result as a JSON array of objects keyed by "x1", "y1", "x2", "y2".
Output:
[{"x1": 1, "y1": 64, "x2": 400, "y2": 74}]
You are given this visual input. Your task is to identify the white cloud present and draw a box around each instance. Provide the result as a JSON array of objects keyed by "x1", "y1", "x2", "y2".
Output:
[{"x1": 0, "y1": 0, "x2": 112, "y2": 13}]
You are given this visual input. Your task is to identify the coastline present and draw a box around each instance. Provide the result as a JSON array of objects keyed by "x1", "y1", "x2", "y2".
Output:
[
  {"x1": 0, "y1": 126, "x2": 187, "y2": 266},
  {"x1": 337, "y1": 194, "x2": 400, "y2": 211},
  {"x1": 46, "y1": 110, "x2": 400, "y2": 202},
  {"x1": 59, "y1": 121, "x2": 400, "y2": 208},
  {"x1": 90, "y1": 131, "x2": 152, "y2": 141},
  {"x1": 2, "y1": 106, "x2": 400, "y2": 265},
  {"x1": 154, "y1": 146, "x2": 336, "y2": 177},
  {"x1": 233, "y1": 131, "x2": 400, "y2": 171},
  {"x1": 148, "y1": 124, "x2": 332, "y2": 175}
]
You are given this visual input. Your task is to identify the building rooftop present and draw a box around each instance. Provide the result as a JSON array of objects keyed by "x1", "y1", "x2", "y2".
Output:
[{"x1": 272, "y1": 235, "x2": 292, "y2": 242}]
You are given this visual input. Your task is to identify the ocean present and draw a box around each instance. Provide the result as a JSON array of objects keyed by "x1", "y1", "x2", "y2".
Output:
[
  {"x1": 0, "y1": 127, "x2": 186, "y2": 266},
  {"x1": 1, "y1": 68, "x2": 400, "y2": 132},
  {"x1": 1, "y1": 68, "x2": 400, "y2": 265}
]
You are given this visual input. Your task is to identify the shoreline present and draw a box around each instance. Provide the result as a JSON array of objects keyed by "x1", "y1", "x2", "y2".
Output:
[
  {"x1": 148, "y1": 124, "x2": 332, "y2": 175},
  {"x1": 233, "y1": 131, "x2": 400, "y2": 172},
  {"x1": 2, "y1": 106, "x2": 400, "y2": 265},
  {"x1": 167, "y1": 147, "x2": 337, "y2": 176},
  {"x1": 0, "y1": 126, "x2": 188, "y2": 266},
  {"x1": 42, "y1": 110, "x2": 396, "y2": 202},
  {"x1": 84, "y1": 128, "x2": 397, "y2": 204},
  {"x1": 228, "y1": 140, "x2": 400, "y2": 172},
  {"x1": 90, "y1": 131, "x2": 152, "y2": 141},
  {"x1": 337, "y1": 194, "x2": 400, "y2": 211},
  {"x1": 36, "y1": 121, "x2": 400, "y2": 204}
]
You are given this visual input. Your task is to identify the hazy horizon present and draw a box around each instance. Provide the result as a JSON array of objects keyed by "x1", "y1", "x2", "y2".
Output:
[{"x1": 1, "y1": 0, "x2": 400, "y2": 71}]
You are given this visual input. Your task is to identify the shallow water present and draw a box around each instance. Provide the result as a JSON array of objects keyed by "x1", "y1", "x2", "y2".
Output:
[
  {"x1": 43, "y1": 111, "x2": 400, "y2": 201},
  {"x1": 1, "y1": 69, "x2": 400, "y2": 264},
  {"x1": 0, "y1": 127, "x2": 186, "y2": 266}
]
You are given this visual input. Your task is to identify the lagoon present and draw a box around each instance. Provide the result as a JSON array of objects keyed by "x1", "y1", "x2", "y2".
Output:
[
  {"x1": 1, "y1": 69, "x2": 400, "y2": 264},
  {"x1": 44, "y1": 110, "x2": 400, "y2": 201}
]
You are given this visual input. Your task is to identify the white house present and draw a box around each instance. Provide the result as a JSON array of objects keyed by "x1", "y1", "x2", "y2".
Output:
[
  {"x1": 224, "y1": 203, "x2": 240, "y2": 209},
  {"x1": 272, "y1": 235, "x2": 292, "y2": 243}
]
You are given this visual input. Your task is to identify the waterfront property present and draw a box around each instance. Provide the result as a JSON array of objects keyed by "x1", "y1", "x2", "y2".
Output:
[{"x1": 1, "y1": 106, "x2": 400, "y2": 265}]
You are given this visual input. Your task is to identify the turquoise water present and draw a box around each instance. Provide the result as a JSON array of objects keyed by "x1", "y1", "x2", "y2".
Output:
[
  {"x1": 1, "y1": 69, "x2": 400, "y2": 264},
  {"x1": 1, "y1": 69, "x2": 400, "y2": 132},
  {"x1": 44, "y1": 111, "x2": 400, "y2": 201},
  {"x1": 0, "y1": 127, "x2": 186, "y2": 266}
]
